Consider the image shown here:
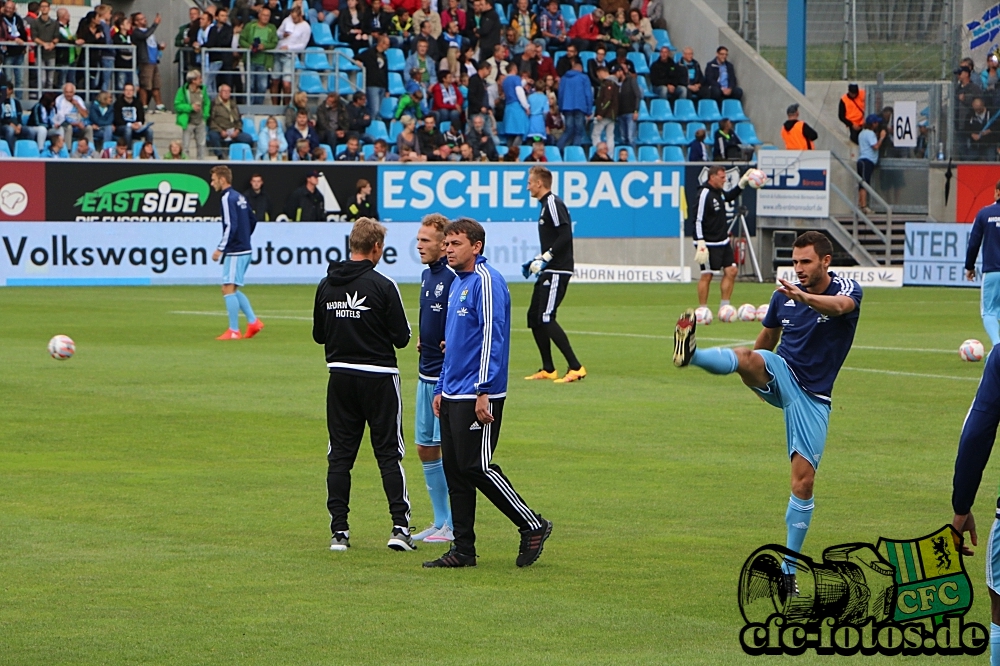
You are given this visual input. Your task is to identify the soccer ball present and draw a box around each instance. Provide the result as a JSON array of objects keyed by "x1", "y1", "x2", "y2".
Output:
[
  {"x1": 960, "y1": 339, "x2": 985, "y2": 362},
  {"x1": 737, "y1": 304, "x2": 757, "y2": 322},
  {"x1": 48, "y1": 335, "x2": 75, "y2": 360},
  {"x1": 694, "y1": 306, "x2": 713, "y2": 325},
  {"x1": 718, "y1": 304, "x2": 737, "y2": 323},
  {"x1": 756, "y1": 304, "x2": 769, "y2": 321},
  {"x1": 745, "y1": 169, "x2": 767, "y2": 189}
]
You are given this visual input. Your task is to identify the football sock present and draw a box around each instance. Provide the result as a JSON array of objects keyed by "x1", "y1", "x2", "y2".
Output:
[
  {"x1": 984, "y1": 315, "x2": 1000, "y2": 347},
  {"x1": 991, "y1": 623, "x2": 1000, "y2": 666},
  {"x1": 422, "y1": 458, "x2": 452, "y2": 529},
  {"x1": 720, "y1": 299, "x2": 731, "y2": 306},
  {"x1": 690, "y1": 347, "x2": 738, "y2": 374},
  {"x1": 532, "y1": 328, "x2": 556, "y2": 373},
  {"x1": 782, "y1": 494, "x2": 814, "y2": 574},
  {"x1": 235, "y1": 290, "x2": 257, "y2": 324},
  {"x1": 546, "y1": 322, "x2": 581, "y2": 371},
  {"x1": 224, "y1": 293, "x2": 240, "y2": 331}
]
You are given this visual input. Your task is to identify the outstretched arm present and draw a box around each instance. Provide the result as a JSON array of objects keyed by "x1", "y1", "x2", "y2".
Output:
[{"x1": 777, "y1": 279, "x2": 857, "y2": 317}]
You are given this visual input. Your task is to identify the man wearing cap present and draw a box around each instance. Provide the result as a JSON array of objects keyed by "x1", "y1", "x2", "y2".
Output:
[
  {"x1": 838, "y1": 83, "x2": 866, "y2": 145},
  {"x1": 956, "y1": 66, "x2": 984, "y2": 134},
  {"x1": 284, "y1": 170, "x2": 327, "y2": 221},
  {"x1": 781, "y1": 103, "x2": 818, "y2": 150}
]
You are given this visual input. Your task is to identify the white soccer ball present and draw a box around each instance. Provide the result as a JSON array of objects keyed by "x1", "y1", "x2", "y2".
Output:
[
  {"x1": 960, "y1": 339, "x2": 985, "y2": 362},
  {"x1": 694, "y1": 306, "x2": 713, "y2": 325},
  {"x1": 737, "y1": 303, "x2": 757, "y2": 322},
  {"x1": 48, "y1": 334, "x2": 75, "y2": 360},
  {"x1": 756, "y1": 304, "x2": 769, "y2": 321},
  {"x1": 718, "y1": 304, "x2": 737, "y2": 323},
  {"x1": 745, "y1": 168, "x2": 767, "y2": 189}
]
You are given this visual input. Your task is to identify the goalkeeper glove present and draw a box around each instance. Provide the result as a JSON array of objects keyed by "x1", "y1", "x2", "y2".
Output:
[
  {"x1": 738, "y1": 172, "x2": 750, "y2": 189},
  {"x1": 529, "y1": 251, "x2": 552, "y2": 276},
  {"x1": 694, "y1": 241, "x2": 708, "y2": 265}
]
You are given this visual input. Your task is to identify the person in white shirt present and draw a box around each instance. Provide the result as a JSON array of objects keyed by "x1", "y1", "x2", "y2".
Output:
[
  {"x1": 53, "y1": 83, "x2": 93, "y2": 151},
  {"x1": 273, "y1": 6, "x2": 312, "y2": 105}
]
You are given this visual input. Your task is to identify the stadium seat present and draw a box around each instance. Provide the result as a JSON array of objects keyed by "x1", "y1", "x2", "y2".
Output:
[
  {"x1": 618, "y1": 146, "x2": 636, "y2": 162},
  {"x1": 329, "y1": 73, "x2": 356, "y2": 94},
  {"x1": 229, "y1": 143, "x2": 253, "y2": 161},
  {"x1": 496, "y1": 145, "x2": 508, "y2": 157},
  {"x1": 637, "y1": 122, "x2": 664, "y2": 145},
  {"x1": 637, "y1": 99, "x2": 651, "y2": 122},
  {"x1": 0, "y1": 141, "x2": 10, "y2": 157},
  {"x1": 320, "y1": 143, "x2": 336, "y2": 160},
  {"x1": 362, "y1": 144, "x2": 375, "y2": 159},
  {"x1": 304, "y1": 47, "x2": 333, "y2": 71},
  {"x1": 649, "y1": 98, "x2": 673, "y2": 122},
  {"x1": 379, "y1": 96, "x2": 398, "y2": 120},
  {"x1": 579, "y1": 51, "x2": 596, "y2": 70},
  {"x1": 637, "y1": 145, "x2": 660, "y2": 162},
  {"x1": 661, "y1": 145, "x2": 685, "y2": 162},
  {"x1": 672, "y1": 98, "x2": 699, "y2": 122},
  {"x1": 544, "y1": 145, "x2": 562, "y2": 161},
  {"x1": 685, "y1": 122, "x2": 707, "y2": 143},
  {"x1": 563, "y1": 145, "x2": 586, "y2": 162},
  {"x1": 660, "y1": 122, "x2": 686, "y2": 145},
  {"x1": 561, "y1": 4, "x2": 576, "y2": 25},
  {"x1": 636, "y1": 75, "x2": 654, "y2": 98},
  {"x1": 388, "y1": 72, "x2": 406, "y2": 96},
  {"x1": 14, "y1": 139, "x2": 39, "y2": 157},
  {"x1": 333, "y1": 48, "x2": 360, "y2": 72},
  {"x1": 386, "y1": 47, "x2": 406, "y2": 72},
  {"x1": 312, "y1": 22, "x2": 335, "y2": 46},
  {"x1": 388, "y1": 120, "x2": 404, "y2": 141},
  {"x1": 721, "y1": 99, "x2": 748, "y2": 122},
  {"x1": 579, "y1": 4, "x2": 596, "y2": 16},
  {"x1": 298, "y1": 72, "x2": 326, "y2": 94},
  {"x1": 709, "y1": 122, "x2": 718, "y2": 138},
  {"x1": 495, "y1": 120, "x2": 505, "y2": 136},
  {"x1": 369, "y1": 120, "x2": 389, "y2": 140},
  {"x1": 440, "y1": 120, "x2": 451, "y2": 133},
  {"x1": 627, "y1": 52, "x2": 649, "y2": 75},
  {"x1": 519, "y1": 145, "x2": 533, "y2": 160},
  {"x1": 736, "y1": 121, "x2": 762, "y2": 145},
  {"x1": 335, "y1": 143, "x2": 347, "y2": 156},
  {"x1": 652, "y1": 29, "x2": 671, "y2": 49},
  {"x1": 553, "y1": 50, "x2": 568, "y2": 66},
  {"x1": 697, "y1": 99, "x2": 722, "y2": 122}
]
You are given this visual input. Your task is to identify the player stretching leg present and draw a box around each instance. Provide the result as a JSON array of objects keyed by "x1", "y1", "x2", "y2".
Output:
[
  {"x1": 693, "y1": 166, "x2": 748, "y2": 309},
  {"x1": 411, "y1": 214, "x2": 456, "y2": 544},
  {"x1": 965, "y1": 179, "x2": 1000, "y2": 349},
  {"x1": 674, "y1": 231, "x2": 862, "y2": 594},
  {"x1": 523, "y1": 166, "x2": 586, "y2": 383},
  {"x1": 951, "y1": 348, "x2": 1000, "y2": 666},
  {"x1": 210, "y1": 166, "x2": 264, "y2": 341}
]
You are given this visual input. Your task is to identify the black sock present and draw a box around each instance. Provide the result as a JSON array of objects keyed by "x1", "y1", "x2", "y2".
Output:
[
  {"x1": 546, "y1": 322, "x2": 581, "y2": 371},
  {"x1": 532, "y1": 327, "x2": 555, "y2": 373}
]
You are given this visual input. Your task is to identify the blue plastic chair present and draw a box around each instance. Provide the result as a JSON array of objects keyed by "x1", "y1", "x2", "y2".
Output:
[
  {"x1": 386, "y1": 47, "x2": 406, "y2": 72},
  {"x1": 495, "y1": 120, "x2": 505, "y2": 136},
  {"x1": 496, "y1": 145, "x2": 508, "y2": 157},
  {"x1": 303, "y1": 47, "x2": 333, "y2": 71},
  {"x1": 553, "y1": 50, "x2": 568, "y2": 66},
  {"x1": 369, "y1": 120, "x2": 389, "y2": 140},
  {"x1": 258, "y1": 116, "x2": 285, "y2": 134},
  {"x1": 672, "y1": 98, "x2": 699, "y2": 122},
  {"x1": 649, "y1": 98, "x2": 673, "y2": 122},
  {"x1": 561, "y1": 4, "x2": 577, "y2": 25},
  {"x1": 685, "y1": 121, "x2": 707, "y2": 143},
  {"x1": 333, "y1": 47, "x2": 360, "y2": 71},
  {"x1": 312, "y1": 22, "x2": 335, "y2": 46},
  {"x1": 0, "y1": 141, "x2": 10, "y2": 157},
  {"x1": 652, "y1": 28, "x2": 671, "y2": 49},
  {"x1": 241, "y1": 117, "x2": 258, "y2": 142},
  {"x1": 440, "y1": 120, "x2": 451, "y2": 133},
  {"x1": 563, "y1": 145, "x2": 586, "y2": 162},
  {"x1": 388, "y1": 120, "x2": 404, "y2": 141},
  {"x1": 721, "y1": 99, "x2": 748, "y2": 122},
  {"x1": 579, "y1": 4, "x2": 596, "y2": 16},
  {"x1": 618, "y1": 146, "x2": 636, "y2": 162},
  {"x1": 637, "y1": 99, "x2": 651, "y2": 122},
  {"x1": 637, "y1": 145, "x2": 660, "y2": 161},
  {"x1": 329, "y1": 73, "x2": 356, "y2": 94},
  {"x1": 544, "y1": 145, "x2": 562, "y2": 161},
  {"x1": 379, "y1": 96, "x2": 398, "y2": 120},
  {"x1": 14, "y1": 139, "x2": 39, "y2": 157},
  {"x1": 362, "y1": 144, "x2": 375, "y2": 158},
  {"x1": 627, "y1": 52, "x2": 649, "y2": 75},
  {"x1": 298, "y1": 72, "x2": 327, "y2": 94},
  {"x1": 736, "y1": 121, "x2": 762, "y2": 145},
  {"x1": 697, "y1": 99, "x2": 722, "y2": 122},
  {"x1": 636, "y1": 75, "x2": 654, "y2": 98},
  {"x1": 335, "y1": 143, "x2": 347, "y2": 156},
  {"x1": 319, "y1": 143, "x2": 335, "y2": 160},
  {"x1": 660, "y1": 122, "x2": 686, "y2": 145},
  {"x1": 519, "y1": 144, "x2": 533, "y2": 160},
  {"x1": 662, "y1": 145, "x2": 685, "y2": 162},
  {"x1": 637, "y1": 122, "x2": 664, "y2": 145},
  {"x1": 229, "y1": 143, "x2": 254, "y2": 161},
  {"x1": 579, "y1": 51, "x2": 596, "y2": 70},
  {"x1": 388, "y1": 72, "x2": 406, "y2": 96}
]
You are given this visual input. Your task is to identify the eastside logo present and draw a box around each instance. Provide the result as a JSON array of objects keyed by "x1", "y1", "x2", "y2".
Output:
[{"x1": 73, "y1": 174, "x2": 211, "y2": 220}]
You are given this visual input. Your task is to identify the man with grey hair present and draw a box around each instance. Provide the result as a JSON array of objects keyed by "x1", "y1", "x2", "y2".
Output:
[
  {"x1": 53, "y1": 82, "x2": 92, "y2": 150},
  {"x1": 176, "y1": 69, "x2": 209, "y2": 159}
]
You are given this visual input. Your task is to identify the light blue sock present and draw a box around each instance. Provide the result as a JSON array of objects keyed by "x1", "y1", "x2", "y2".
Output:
[
  {"x1": 992, "y1": 624, "x2": 1000, "y2": 666},
  {"x1": 235, "y1": 290, "x2": 257, "y2": 324},
  {"x1": 985, "y1": 316, "x2": 1000, "y2": 347},
  {"x1": 224, "y1": 293, "x2": 240, "y2": 331},
  {"x1": 422, "y1": 458, "x2": 452, "y2": 529},
  {"x1": 782, "y1": 495, "x2": 814, "y2": 574},
  {"x1": 691, "y1": 347, "x2": 738, "y2": 375}
]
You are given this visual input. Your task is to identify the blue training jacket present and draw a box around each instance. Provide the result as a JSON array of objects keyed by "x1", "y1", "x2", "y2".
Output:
[
  {"x1": 418, "y1": 255, "x2": 457, "y2": 383},
  {"x1": 952, "y1": 348, "x2": 1000, "y2": 515},
  {"x1": 966, "y1": 201, "x2": 1000, "y2": 274},
  {"x1": 435, "y1": 255, "x2": 510, "y2": 400},
  {"x1": 218, "y1": 186, "x2": 257, "y2": 255}
]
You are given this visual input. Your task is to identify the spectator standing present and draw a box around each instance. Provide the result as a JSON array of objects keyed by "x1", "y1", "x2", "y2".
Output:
[
  {"x1": 857, "y1": 114, "x2": 885, "y2": 213},
  {"x1": 838, "y1": 83, "x2": 865, "y2": 144},
  {"x1": 484, "y1": 43, "x2": 506, "y2": 88},
  {"x1": 29, "y1": 0, "x2": 59, "y2": 91},
  {"x1": 284, "y1": 170, "x2": 326, "y2": 220},
  {"x1": 309, "y1": 0, "x2": 340, "y2": 28},
  {"x1": 206, "y1": 9, "x2": 235, "y2": 97},
  {"x1": 53, "y1": 82, "x2": 91, "y2": 150},
  {"x1": 712, "y1": 117, "x2": 741, "y2": 160},
  {"x1": 208, "y1": 84, "x2": 253, "y2": 156},
  {"x1": 982, "y1": 52, "x2": 1000, "y2": 105},
  {"x1": 526, "y1": 80, "x2": 548, "y2": 142},
  {"x1": 590, "y1": 141, "x2": 612, "y2": 161},
  {"x1": 705, "y1": 46, "x2": 742, "y2": 102},
  {"x1": 587, "y1": 46, "x2": 608, "y2": 89},
  {"x1": 132, "y1": 12, "x2": 165, "y2": 112},
  {"x1": 175, "y1": 6, "x2": 201, "y2": 72},
  {"x1": 263, "y1": 0, "x2": 285, "y2": 27},
  {"x1": 244, "y1": 173, "x2": 272, "y2": 221},
  {"x1": 239, "y1": 7, "x2": 278, "y2": 105},
  {"x1": 510, "y1": 0, "x2": 538, "y2": 43},
  {"x1": 256, "y1": 115, "x2": 287, "y2": 158},
  {"x1": 175, "y1": 70, "x2": 210, "y2": 159},
  {"x1": 467, "y1": 112, "x2": 497, "y2": 159},
  {"x1": 687, "y1": 127, "x2": 709, "y2": 161},
  {"x1": 338, "y1": 0, "x2": 369, "y2": 55},
  {"x1": 538, "y1": 0, "x2": 567, "y2": 52},
  {"x1": 88, "y1": 89, "x2": 114, "y2": 149},
  {"x1": 568, "y1": 8, "x2": 603, "y2": 53},
  {"x1": 955, "y1": 66, "x2": 982, "y2": 138},
  {"x1": 431, "y1": 69, "x2": 464, "y2": 126},
  {"x1": 345, "y1": 179, "x2": 378, "y2": 220},
  {"x1": 346, "y1": 91, "x2": 374, "y2": 142},
  {"x1": 650, "y1": 46, "x2": 687, "y2": 101},
  {"x1": 555, "y1": 60, "x2": 590, "y2": 149},
  {"x1": 781, "y1": 103, "x2": 818, "y2": 150},
  {"x1": 679, "y1": 47, "x2": 705, "y2": 102},
  {"x1": 54, "y1": 8, "x2": 76, "y2": 89},
  {"x1": 356, "y1": 35, "x2": 390, "y2": 121},
  {"x1": 1, "y1": 1, "x2": 28, "y2": 92},
  {"x1": 501, "y1": 63, "x2": 529, "y2": 151},
  {"x1": 466, "y1": 59, "x2": 493, "y2": 129},
  {"x1": 314, "y1": 93, "x2": 348, "y2": 149},
  {"x1": 473, "y1": 0, "x2": 501, "y2": 63},
  {"x1": 966, "y1": 97, "x2": 993, "y2": 160},
  {"x1": 113, "y1": 83, "x2": 153, "y2": 146},
  {"x1": 615, "y1": 64, "x2": 640, "y2": 148},
  {"x1": 412, "y1": 19, "x2": 440, "y2": 61},
  {"x1": 273, "y1": 6, "x2": 311, "y2": 105},
  {"x1": 440, "y1": 20, "x2": 468, "y2": 54},
  {"x1": 365, "y1": 0, "x2": 391, "y2": 40},
  {"x1": 592, "y1": 66, "x2": 617, "y2": 152},
  {"x1": 94, "y1": 5, "x2": 115, "y2": 93},
  {"x1": 412, "y1": 0, "x2": 441, "y2": 39},
  {"x1": 112, "y1": 14, "x2": 134, "y2": 90}
]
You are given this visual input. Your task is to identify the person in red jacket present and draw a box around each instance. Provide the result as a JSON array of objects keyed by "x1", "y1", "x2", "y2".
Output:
[
  {"x1": 430, "y1": 68, "x2": 464, "y2": 127},
  {"x1": 568, "y1": 8, "x2": 604, "y2": 52}
]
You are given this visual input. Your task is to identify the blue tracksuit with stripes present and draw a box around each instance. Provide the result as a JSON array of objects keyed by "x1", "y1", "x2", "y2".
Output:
[{"x1": 217, "y1": 187, "x2": 257, "y2": 256}]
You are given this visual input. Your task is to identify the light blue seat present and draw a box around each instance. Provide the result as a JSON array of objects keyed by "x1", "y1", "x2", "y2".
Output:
[
  {"x1": 241, "y1": 117, "x2": 258, "y2": 141},
  {"x1": 229, "y1": 143, "x2": 254, "y2": 161},
  {"x1": 440, "y1": 120, "x2": 451, "y2": 133},
  {"x1": 697, "y1": 99, "x2": 722, "y2": 122},
  {"x1": 379, "y1": 96, "x2": 398, "y2": 120},
  {"x1": 579, "y1": 51, "x2": 596, "y2": 70},
  {"x1": 660, "y1": 122, "x2": 686, "y2": 145},
  {"x1": 388, "y1": 120, "x2": 404, "y2": 141},
  {"x1": 672, "y1": 98, "x2": 699, "y2": 122},
  {"x1": 304, "y1": 47, "x2": 333, "y2": 70},
  {"x1": 662, "y1": 145, "x2": 685, "y2": 162},
  {"x1": 14, "y1": 139, "x2": 39, "y2": 157},
  {"x1": 637, "y1": 99, "x2": 651, "y2": 122},
  {"x1": 636, "y1": 75, "x2": 654, "y2": 98},
  {"x1": 362, "y1": 143, "x2": 375, "y2": 158},
  {"x1": 497, "y1": 145, "x2": 508, "y2": 157},
  {"x1": 333, "y1": 47, "x2": 360, "y2": 72},
  {"x1": 329, "y1": 73, "x2": 356, "y2": 94},
  {"x1": 721, "y1": 99, "x2": 748, "y2": 122},
  {"x1": 561, "y1": 4, "x2": 576, "y2": 25},
  {"x1": 627, "y1": 52, "x2": 649, "y2": 75},
  {"x1": 579, "y1": 4, "x2": 596, "y2": 16},
  {"x1": 386, "y1": 47, "x2": 406, "y2": 72},
  {"x1": 652, "y1": 28, "x2": 671, "y2": 49},
  {"x1": 553, "y1": 50, "x2": 568, "y2": 66},
  {"x1": 685, "y1": 121, "x2": 707, "y2": 143},
  {"x1": 319, "y1": 143, "x2": 335, "y2": 160},
  {"x1": 616, "y1": 146, "x2": 636, "y2": 162},
  {"x1": 637, "y1": 145, "x2": 660, "y2": 161},
  {"x1": 637, "y1": 122, "x2": 664, "y2": 145},
  {"x1": 298, "y1": 72, "x2": 326, "y2": 94},
  {"x1": 388, "y1": 72, "x2": 406, "y2": 96},
  {"x1": 0, "y1": 141, "x2": 10, "y2": 157},
  {"x1": 258, "y1": 117, "x2": 285, "y2": 134},
  {"x1": 563, "y1": 145, "x2": 586, "y2": 162},
  {"x1": 649, "y1": 98, "x2": 673, "y2": 122},
  {"x1": 519, "y1": 144, "x2": 533, "y2": 160},
  {"x1": 736, "y1": 121, "x2": 762, "y2": 145},
  {"x1": 369, "y1": 120, "x2": 389, "y2": 140},
  {"x1": 312, "y1": 22, "x2": 335, "y2": 46},
  {"x1": 544, "y1": 145, "x2": 562, "y2": 161}
]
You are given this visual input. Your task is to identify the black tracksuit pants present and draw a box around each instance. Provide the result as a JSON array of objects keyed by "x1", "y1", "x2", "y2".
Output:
[
  {"x1": 439, "y1": 398, "x2": 542, "y2": 556},
  {"x1": 326, "y1": 371, "x2": 411, "y2": 534}
]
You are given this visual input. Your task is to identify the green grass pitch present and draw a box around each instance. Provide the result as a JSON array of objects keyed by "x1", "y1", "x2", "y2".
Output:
[{"x1": 1, "y1": 282, "x2": 996, "y2": 664}]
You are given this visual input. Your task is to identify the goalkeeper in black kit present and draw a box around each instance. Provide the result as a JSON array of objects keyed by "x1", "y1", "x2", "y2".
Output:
[{"x1": 523, "y1": 166, "x2": 586, "y2": 383}]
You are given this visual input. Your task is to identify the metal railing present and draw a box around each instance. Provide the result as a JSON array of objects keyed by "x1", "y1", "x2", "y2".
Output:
[
  {"x1": 175, "y1": 46, "x2": 364, "y2": 108},
  {"x1": 0, "y1": 41, "x2": 138, "y2": 100},
  {"x1": 830, "y1": 150, "x2": 894, "y2": 265}
]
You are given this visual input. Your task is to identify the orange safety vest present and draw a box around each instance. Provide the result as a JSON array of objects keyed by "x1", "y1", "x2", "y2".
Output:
[
  {"x1": 841, "y1": 90, "x2": 866, "y2": 126},
  {"x1": 781, "y1": 120, "x2": 812, "y2": 150}
]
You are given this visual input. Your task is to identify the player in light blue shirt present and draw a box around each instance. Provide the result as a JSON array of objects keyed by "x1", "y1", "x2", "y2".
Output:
[
  {"x1": 856, "y1": 114, "x2": 886, "y2": 212},
  {"x1": 673, "y1": 231, "x2": 862, "y2": 596},
  {"x1": 966, "y1": 181, "x2": 1000, "y2": 348}
]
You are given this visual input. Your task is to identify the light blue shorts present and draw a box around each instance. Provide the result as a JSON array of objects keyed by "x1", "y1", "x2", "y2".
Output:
[
  {"x1": 222, "y1": 253, "x2": 251, "y2": 286},
  {"x1": 414, "y1": 379, "x2": 441, "y2": 446},
  {"x1": 750, "y1": 350, "x2": 831, "y2": 469},
  {"x1": 982, "y1": 271, "x2": 1000, "y2": 318},
  {"x1": 987, "y1": 510, "x2": 1000, "y2": 594}
]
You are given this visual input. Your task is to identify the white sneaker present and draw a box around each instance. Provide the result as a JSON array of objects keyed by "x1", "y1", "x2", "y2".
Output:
[
  {"x1": 412, "y1": 524, "x2": 439, "y2": 541},
  {"x1": 424, "y1": 525, "x2": 454, "y2": 542}
]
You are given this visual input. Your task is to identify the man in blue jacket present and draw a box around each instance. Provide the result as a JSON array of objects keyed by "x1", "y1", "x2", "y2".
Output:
[
  {"x1": 967, "y1": 181, "x2": 1000, "y2": 347},
  {"x1": 556, "y1": 60, "x2": 593, "y2": 150},
  {"x1": 210, "y1": 165, "x2": 263, "y2": 341},
  {"x1": 424, "y1": 218, "x2": 552, "y2": 569},
  {"x1": 704, "y1": 45, "x2": 742, "y2": 103}
]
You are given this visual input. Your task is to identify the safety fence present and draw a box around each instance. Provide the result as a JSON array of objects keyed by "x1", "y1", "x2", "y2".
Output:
[{"x1": 0, "y1": 42, "x2": 138, "y2": 99}]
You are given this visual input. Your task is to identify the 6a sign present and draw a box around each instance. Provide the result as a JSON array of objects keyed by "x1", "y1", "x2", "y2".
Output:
[{"x1": 892, "y1": 101, "x2": 918, "y2": 149}]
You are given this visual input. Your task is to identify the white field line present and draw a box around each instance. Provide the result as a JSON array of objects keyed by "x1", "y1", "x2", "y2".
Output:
[
  {"x1": 841, "y1": 367, "x2": 980, "y2": 382},
  {"x1": 171, "y1": 310, "x2": 313, "y2": 321}
]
